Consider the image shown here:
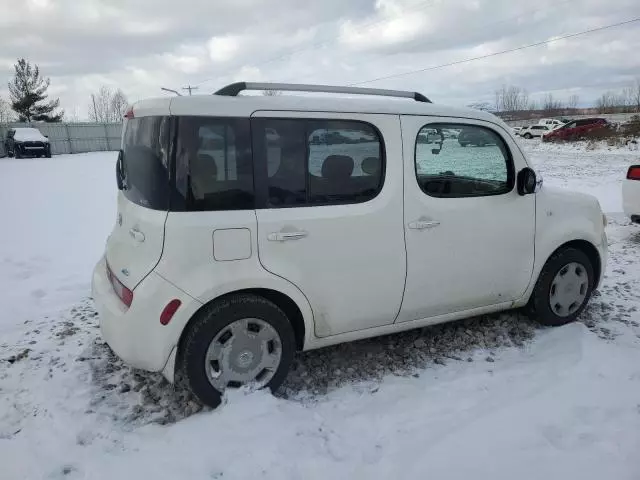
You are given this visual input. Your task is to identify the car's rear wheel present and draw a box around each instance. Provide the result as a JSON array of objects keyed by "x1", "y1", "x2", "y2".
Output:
[
  {"x1": 528, "y1": 247, "x2": 594, "y2": 326},
  {"x1": 523, "y1": 133, "x2": 533, "y2": 139},
  {"x1": 181, "y1": 294, "x2": 295, "y2": 408}
]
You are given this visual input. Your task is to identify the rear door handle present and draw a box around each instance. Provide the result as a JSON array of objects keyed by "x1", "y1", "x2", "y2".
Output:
[
  {"x1": 129, "y1": 227, "x2": 145, "y2": 242},
  {"x1": 267, "y1": 231, "x2": 308, "y2": 242},
  {"x1": 408, "y1": 220, "x2": 440, "y2": 230}
]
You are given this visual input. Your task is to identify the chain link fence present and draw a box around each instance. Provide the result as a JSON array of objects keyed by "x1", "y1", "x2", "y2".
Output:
[{"x1": 0, "y1": 122, "x2": 122, "y2": 157}]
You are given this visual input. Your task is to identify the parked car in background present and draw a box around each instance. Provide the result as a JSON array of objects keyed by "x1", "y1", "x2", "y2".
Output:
[
  {"x1": 538, "y1": 118, "x2": 565, "y2": 129},
  {"x1": 92, "y1": 82, "x2": 607, "y2": 408},
  {"x1": 519, "y1": 125, "x2": 551, "y2": 139},
  {"x1": 543, "y1": 118, "x2": 609, "y2": 142},
  {"x1": 512, "y1": 126, "x2": 524, "y2": 136},
  {"x1": 4, "y1": 127, "x2": 51, "y2": 158},
  {"x1": 623, "y1": 164, "x2": 640, "y2": 224}
]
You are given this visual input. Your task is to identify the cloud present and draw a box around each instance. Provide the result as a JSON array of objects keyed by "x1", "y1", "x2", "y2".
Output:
[
  {"x1": 208, "y1": 36, "x2": 241, "y2": 63},
  {"x1": 0, "y1": 0, "x2": 637, "y2": 117}
]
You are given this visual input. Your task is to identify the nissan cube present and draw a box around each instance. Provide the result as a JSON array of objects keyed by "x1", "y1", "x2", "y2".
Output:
[{"x1": 92, "y1": 82, "x2": 607, "y2": 407}]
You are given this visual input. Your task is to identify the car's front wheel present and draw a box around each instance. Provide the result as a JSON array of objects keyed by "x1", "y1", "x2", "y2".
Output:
[
  {"x1": 528, "y1": 247, "x2": 594, "y2": 326},
  {"x1": 181, "y1": 294, "x2": 296, "y2": 408},
  {"x1": 523, "y1": 133, "x2": 533, "y2": 139}
]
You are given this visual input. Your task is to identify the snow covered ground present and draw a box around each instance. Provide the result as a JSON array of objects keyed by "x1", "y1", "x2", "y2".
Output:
[{"x1": 1, "y1": 142, "x2": 640, "y2": 479}]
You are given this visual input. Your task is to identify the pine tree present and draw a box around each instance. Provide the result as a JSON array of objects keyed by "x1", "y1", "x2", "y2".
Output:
[{"x1": 8, "y1": 59, "x2": 63, "y2": 122}]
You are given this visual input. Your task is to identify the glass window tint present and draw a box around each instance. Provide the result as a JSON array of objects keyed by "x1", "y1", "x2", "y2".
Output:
[
  {"x1": 121, "y1": 116, "x2": 171, "y2": 210},
  {"x1": 415, "y1": 123, "x2": 512, "y2": 198},
  {"x1": 174, "y1": 116, "x2": 253, "y2": 211},
  {"x1": 255, "y1": 119, "x2": 384, "y2": 207}
]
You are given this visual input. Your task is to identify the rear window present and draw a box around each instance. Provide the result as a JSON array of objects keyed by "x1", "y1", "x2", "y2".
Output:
[
  {"x1": 173, "y1": 116, "x2": 253, "y2": 211},
  {"x1": 121, "y1": 116, "x2": 172, "y2": 210}
]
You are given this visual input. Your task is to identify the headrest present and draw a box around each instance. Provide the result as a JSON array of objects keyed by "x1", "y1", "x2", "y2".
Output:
[{"x1": 321, "y1": 155, "x2": 354, "y2": 180}]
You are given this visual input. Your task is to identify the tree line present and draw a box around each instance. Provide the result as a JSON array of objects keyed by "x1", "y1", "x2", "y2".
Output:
[
  {"x1": 0, "y1": 58, "x2": 129, "y2": 124},
  {"x1": 470, "y1": 78, "x2": 640, "y2": 116}
]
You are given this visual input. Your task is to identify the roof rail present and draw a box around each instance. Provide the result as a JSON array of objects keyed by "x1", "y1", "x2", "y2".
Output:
[{"x1": 213, "y1": 82, "x2": 432, "y2": 103}]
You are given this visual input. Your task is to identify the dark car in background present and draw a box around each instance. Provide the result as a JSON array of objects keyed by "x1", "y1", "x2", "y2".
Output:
[
  {"x1": 4, "y1": 127, "x2": 51, "y2": 158},
  {"x1": 543, "y1": 118, "x2": 609, "y2": 142}
]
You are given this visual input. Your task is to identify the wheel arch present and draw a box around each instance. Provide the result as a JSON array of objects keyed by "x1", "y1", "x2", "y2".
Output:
[
  {"x1": 554, "y1": 239, "x2": 601, "y2": 288},
  {"x1": 176, "y1": 288, "x2": 308, "y2": 369}
]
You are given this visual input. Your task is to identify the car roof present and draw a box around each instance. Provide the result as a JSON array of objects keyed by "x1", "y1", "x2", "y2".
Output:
[{"x1": 132, "y1": 93, "x2": 503, "y2": 126}]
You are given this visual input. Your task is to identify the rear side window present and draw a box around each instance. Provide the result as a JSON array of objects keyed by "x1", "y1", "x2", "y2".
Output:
[
  {"x1": 173, "y1": 117, "x2": 253, "y2": 211},
  {"x1": 121, "y1": 116, "x2": 172, "y2": 210},
  {"x1": 252, "y1": 118, "x2": 384, "y2": 207}
]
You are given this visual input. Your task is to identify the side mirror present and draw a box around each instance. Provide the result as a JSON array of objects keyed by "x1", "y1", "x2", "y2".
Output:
[{"x1": 517, "y1": 167, "x2": 538, "y2": 195}]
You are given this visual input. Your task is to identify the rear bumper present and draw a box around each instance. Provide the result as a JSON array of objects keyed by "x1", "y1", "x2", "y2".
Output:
[{"x1": 91, "y1": 256, "x2": 200, "y2": 376}]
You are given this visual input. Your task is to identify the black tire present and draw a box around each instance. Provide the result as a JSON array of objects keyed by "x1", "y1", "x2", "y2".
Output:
[
  {"x1": 14, "y1": 148, "x2": 22, "y2": 159},
  {"x1": 523, "y1": 133, "x2": 533, "y2": 139},
  {"x1": 45, "y1": 152, "x2": 51, "y2": 158},
  {"x1": 181, "y1": 294, "x2": 296, "y2": 408},
  {"x1": 7, "y1": 150, "x2": 14, "y2": 158},
  {"x1": 527, "y1": 247, "x2": 594, "y2": 326}
]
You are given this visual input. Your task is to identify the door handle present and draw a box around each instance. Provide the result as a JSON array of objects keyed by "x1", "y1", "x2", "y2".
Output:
[
  {"x1": 408, "y1": 220, "x2": 440, "y2": 230},
  {"x1": 267, "y1": 231, "x2": 308, "y2": 242},
  {"x1": 129, "y1": 227, "x2": 145, "y2": 242}
]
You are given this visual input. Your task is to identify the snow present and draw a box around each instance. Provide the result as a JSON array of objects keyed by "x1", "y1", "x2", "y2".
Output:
[
  {"x1": 12, "y1": 127, "x2": 49, "y2": 142},
  {"x1": 1, "y1": 144, "x2": 640, "y2": 480}
]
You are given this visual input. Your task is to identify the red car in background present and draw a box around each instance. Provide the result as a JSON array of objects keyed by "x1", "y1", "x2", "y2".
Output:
[{"x1": 542, "y1": 118, "x2": 609, "y2": 142}]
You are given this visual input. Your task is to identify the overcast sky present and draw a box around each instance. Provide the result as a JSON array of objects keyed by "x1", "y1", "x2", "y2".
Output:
[{"x1": 1, "y1": 0, "x2": 639, "y2": 119}]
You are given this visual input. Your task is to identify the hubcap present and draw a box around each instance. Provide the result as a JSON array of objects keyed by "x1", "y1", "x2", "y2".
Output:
[
  {"x1": 205, "y1": 318, "x2": 282, "y2": 391},
  {"x1": 549, "y1": 262, "x2": 589, "y2": 317}
]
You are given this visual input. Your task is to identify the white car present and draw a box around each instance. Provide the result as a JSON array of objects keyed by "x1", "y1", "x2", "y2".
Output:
[
  {"x1": 538, "y1": 118, "x2": 566, "y2": 129},
  {"x1": 512, "y1": 126, "x2": 524, "y2": 135},
  {"x1": 623, "y1": 165, "x2": 640, "y2": 223},
  {"x1": 519, "y1": 124, "x2": 552, "y2": 139},
  {"x1": 92, "y1": 82, "x2": 607, "y2": 407}
]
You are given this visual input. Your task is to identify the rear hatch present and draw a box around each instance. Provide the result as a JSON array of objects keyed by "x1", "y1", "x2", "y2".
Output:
[{"x1": 105, "y1": 99, "x2": 172, "y2": 290}]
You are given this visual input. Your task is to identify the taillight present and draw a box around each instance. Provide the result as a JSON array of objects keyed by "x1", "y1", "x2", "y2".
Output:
[
  {"x1": 627, "y1": 165, "x2": 640, "y2": 180},
  {"x1": 106, "y1": 263, "x2": 134, "y2": 308},
  {"x1": 124, "y1": 108, "x2": 134, "y2": 119},
  {"x1": 160, "y1": 299, "x2": 182, "y2": 325}
]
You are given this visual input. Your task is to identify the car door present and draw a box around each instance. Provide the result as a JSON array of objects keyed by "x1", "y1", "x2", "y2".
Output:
[
  {"x1": 398, "y1": 117, "x2": 535, "y2": 323},
  {"x1": 251, "y1": 111, "x2": 406, "y2": 337}
]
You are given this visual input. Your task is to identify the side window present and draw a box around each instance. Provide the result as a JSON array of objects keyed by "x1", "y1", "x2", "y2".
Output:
[
  {"x1": 174, "y1": 116, "x2": 253, "y2": 211},
  {"x1": 415, "y1": 123, "x2": 513, "y2": 198},
  {"x1": 253, "y1": 119, "x2": 384, "y2": 207}
]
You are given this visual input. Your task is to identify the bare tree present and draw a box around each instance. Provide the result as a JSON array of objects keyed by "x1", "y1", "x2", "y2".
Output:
[
  {"x1": 541, "y1": 93, "x2": 563, "y2": 115},
  {"x1": 494, "y1": 85, "x2": 529, "y2": 112},
  {"x1": 110, "y1": 89, "x2": 128, "y2": 120},
  {"x1": 262, "y1": 90, "x2": 281, "y2": 96},
  {"x1": 633, "y1": 78, "x2": 640, "y2": 113},
  {"x1": 89, "y1": 86, "x2": 129, "y2": 122},
  {"x1": 595, "y1": 91, "x2": 618, "y2": 114},
  {"x1": 0, "y1": 96, "x2": 14, "y2": 123},
  {"x1": 567, "y1": 94, "x2": 579, "y2": 110}
]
